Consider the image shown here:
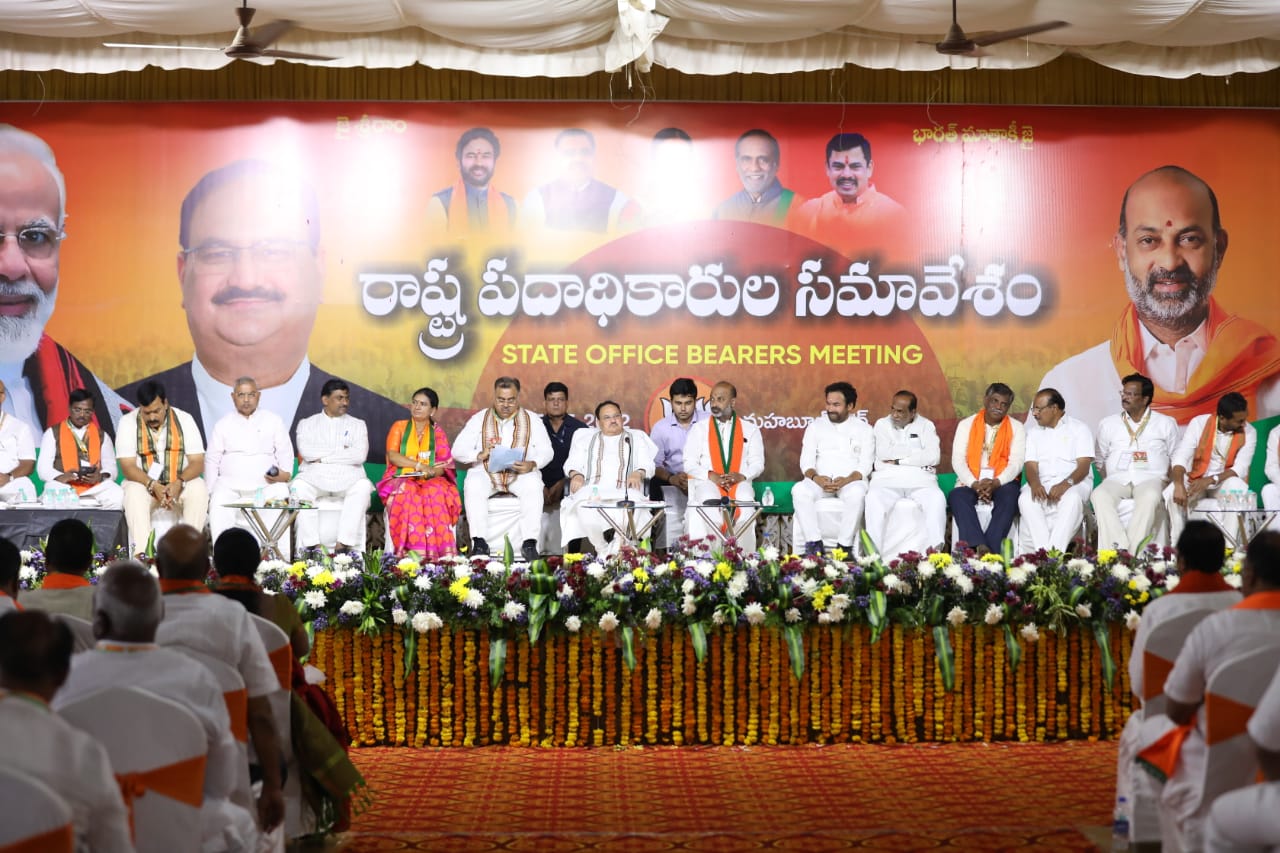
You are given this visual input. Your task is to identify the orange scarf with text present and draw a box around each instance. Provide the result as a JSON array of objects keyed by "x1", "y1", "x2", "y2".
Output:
[
  {"x1": 1189, "y1": 416, "x2": 1244, "y2": 481},
  {"x1": 55, "y1": 421, "x2": 102, "y2": 494},
  {"x1": 965, "y1": 415, "x2": 1012, "y2": 479}
]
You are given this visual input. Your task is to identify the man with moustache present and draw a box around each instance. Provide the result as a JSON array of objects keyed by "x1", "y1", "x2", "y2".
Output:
[
  {"x1": 947, "y1": 383, "x2": 1026, "y2": 553},
  {"x1": 788, "y1": 132, "x2": 906, "y2": 248},
  {"x1": 865, "y1": 390, "x2": 947, "y2": 557},
  {"x1": 713, "y1": 129, "x2": 803, "y2": 226},
  {"x1": 523, "y1": 128, "x2": 639, "y2": 235},
  {"x1": 1017, "y1": 388, "x2": 1095, "y2": 553},
  {"x1": 1040, "y1": 165, "x2": 1280, "y2": 432},
  {"x1": 204, "y1": 376, "x2": 294, "y2": 542},
  {"x1": 0, "y1": 125, "x2": 126, "y2": 435},
  {"x1": 1165, "y1": 391, "x2": 1256, "y2": 542},
  {"x1": 682, "y1": 381, "x2": 765, "y2": 550},
  {"x1": 791, "y1": 381, "x2": 874, "y2": 556},
  {"x1": 293, "y1": 378, "x2": 373, "y2": 553},
  {"x1": 37, "y1": 388, "x2": 124, "y2": 508},
  {"x1": 117, "y1": 159, "x2": 405, "y2": 463},
  {"x1": 426, "y1": 127, "x2": 517, "y2": 237}
]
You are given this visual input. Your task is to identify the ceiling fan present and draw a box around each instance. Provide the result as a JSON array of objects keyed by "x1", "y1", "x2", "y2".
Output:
[
  {"x1": 932, "y1": 0, "x2": 1068, "y2": 57},
  {"x1": 104, "y1": 1, "x2": 337, "y2": 62}
]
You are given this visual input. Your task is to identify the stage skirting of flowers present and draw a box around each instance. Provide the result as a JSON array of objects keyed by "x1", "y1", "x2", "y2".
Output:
[{"x1": 311, "y1": 623, "x2": 1135, "y2": 747}]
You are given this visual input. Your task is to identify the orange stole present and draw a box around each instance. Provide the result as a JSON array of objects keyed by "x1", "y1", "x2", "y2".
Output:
[
  {"x1": 37, "y1": 573, "x2": 91, "y2": 590},
  {"x1": 1111, "y1": 298, "x2": 1280, "y2": 423},
  {"x1": 1189, "y1": 416, "x2": 1244, "y2": 481},
  {"x1": 708, "y1": 416, "x2": 745, "y2": 529},
  {"x1": 55, "y1": 421, "x2": 102, "y2": 495},
  {"x1": 267, "y1": 645, "x2": 292, "y2": 691},
  {"x1": 116, "y1": 754, "x2": 207, "y2": 840},
  {"x1": 964, "y1": 415, "x2": 1012, "y2": 479},
  {"x1": 444, "y1": 181, "x2": 513, "y2": 235},
  {"x1": 1, "y1": 823, "x2": 74, "y2": 853}
]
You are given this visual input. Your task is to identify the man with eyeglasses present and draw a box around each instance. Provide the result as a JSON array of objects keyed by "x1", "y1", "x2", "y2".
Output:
[
  {"x1": 0, "y1": 125, "x2": 127, "y2": 436},
  {"x1": 117, "y1": 159, "x2": 408, "y2": 463},
  {"x1": 947, "y1": 382, "x2": 1026, "y2": 554},
  {"x1": 204, "y1": 376, "x2": 294, "y2": 542},
  {"x1": 865, "y1": 390, "x2": 947, "y2": 557},
  {"x1": 36, "y1": 388, "x2": 124, "y2": 509},
  {"x1": 1018, "y1": 388, "x2": 1095, "y2": 552}
]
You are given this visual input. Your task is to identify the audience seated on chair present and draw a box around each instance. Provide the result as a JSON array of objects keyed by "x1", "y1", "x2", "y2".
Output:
[
  {"x1": 153, "y1": 524, "x2": 285, "y2": 834},
  {"x1": 0, "y1": 610, "x2": 132, "y2": 852},
  {"x1": 293, "y1": 379, "x2": 373, "y2": 555},
  {"x1": 53, "y1": 560, "x2": 258, "y2": 852},
  {"x1": 36, "y1": 388, "x2": 124, "y2": 509},
  {"x1": 1205, "y1": 658, "x2": 1280, "y2": 852},
  {"x1": 0, "y1": 536, "x2": 23, "y2": 615},
  {"x1": 865, "y1": 390, "x2": 946, "y2": 558},
  {"x1": 1165, "y1": 392, "x2": 1256, "y2": 544},
  {"x1": 791, "y1": 381, "x2": 872, "y2": 556},
  {"x1": 19, "y1": 518, "x2": 96, "y2": 620},
  {"x1": 947, "y1": 382, "x2": 1025, "y2": 553}
]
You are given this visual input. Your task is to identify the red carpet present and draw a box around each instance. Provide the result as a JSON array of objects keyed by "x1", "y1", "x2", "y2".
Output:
[{"x1": 338, "y1": 740, "x2": 1116, "y2": 850}]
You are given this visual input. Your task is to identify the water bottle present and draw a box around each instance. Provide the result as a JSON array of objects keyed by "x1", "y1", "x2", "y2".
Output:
[
  {"x1": 762, "y1": 486, "x2": 775, "y2": 508},
  {"x1": 591, "y1": 484, "x2": 600, "y2": 503},
  {"x1": 254, "y1": 486, "x2": 265, "y2": 506},
  {"x1": 1111, "y1": 796, "x2": 1129, "y2": 851},
  {"x1": 288, "y1": 482, "x2": 298, "y2": 507}
]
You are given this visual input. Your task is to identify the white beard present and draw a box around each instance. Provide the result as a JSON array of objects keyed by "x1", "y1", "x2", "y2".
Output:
[{"x1": 0, "y1": 279, "x2": 57, "y2": 364}]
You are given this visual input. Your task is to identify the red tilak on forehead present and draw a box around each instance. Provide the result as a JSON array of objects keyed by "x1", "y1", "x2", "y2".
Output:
[{"x1": 1167, "y1": 220, "x2": 1173, "y2": 226}]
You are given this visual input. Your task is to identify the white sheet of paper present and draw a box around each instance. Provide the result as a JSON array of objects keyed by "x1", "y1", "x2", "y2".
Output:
[
  {"x1": 487, "y1": 446, "x2": 526, "y2": 472},
  {"x1": 146, "y1": 461, "x2": 164, "y2": 479}
]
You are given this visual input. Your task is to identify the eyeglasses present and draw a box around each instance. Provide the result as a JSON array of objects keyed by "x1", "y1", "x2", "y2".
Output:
[
  {"x1": 183, "y1": 240, "x2": 309, "y2": 271},
  {"x1": 0, "y1": 226, "x2": 65, "y2": 260},
  {"x1": 1030, "y1": 404, "x2": 1058, "y2": 414}
]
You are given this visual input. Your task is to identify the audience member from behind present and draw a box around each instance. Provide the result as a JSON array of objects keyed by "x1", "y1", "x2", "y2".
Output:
[
  {"x1": 212, "y1": 527, "x2": 307, "y2": 659},
  {"x1": 154, "y1": 523, "x2": 285, "y2": 832},
  {"x1": 0, "y1": 610, "x2": 132, "y2": 851},
  {"x1": 53, "y1": 560, "x2": 258, "y2": 852},
  {"x1": 0, "y1": 536, "x2": 20, "y2": 614},
  {"x1": 19, "y1": 518, "x2": 95, "y2": 619}
]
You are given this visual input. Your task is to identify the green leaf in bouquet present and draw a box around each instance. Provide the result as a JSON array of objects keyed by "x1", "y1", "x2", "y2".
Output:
[
  {"x1": 783, "y1": 623, "x2": 805, "y2": 680},
  {"x1": 1002, "y1": 623, "x2": 1022, "y2": 671},
  {"x1": 688, "y1": 621, "x2": 708, "y2": 663},
  {"x1": 489, "y1": 633, "x2": 507, "y2": 690},
  {"x1": 932, "y1": 624, "x2": 956, "y2": 692},
  {"x1": 925, "y1": 593, "x2": 944, "y2": 626},
  {"x1": 620, "y1": 625, "x2": 636, "y2": 671},
  {"x1": 503, "y1": 535, "x2": 514, "y2": 569},
  {"x1": 1091, "y1": 621, "x2": 1117, "y2": 693},
  {"x1": 402, "y1": 629, "x2": 417, "y2": 676},
  {"x1": 144, "y1": 527, "x2": 156, "y2": 560},
  {"x1": 1068, "y1": 584, "x2": 1087, "y2": 608},
  {"x1": 1000, "y1": 537, "x2": 1014, "y2": 570},
  {"x1": 528, "y1": 593, "x2": 548, "y2": 645},
  {"x1": 868, "y1": 589, "x2": 887, "y2": 644}
]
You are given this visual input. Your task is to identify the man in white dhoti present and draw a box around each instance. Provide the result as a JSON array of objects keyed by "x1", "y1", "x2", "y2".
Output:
[
  {"x1": 864, "y1": 391, "x2": 946, "y2": 557},
  {"x1": 1018, "y1": 388, "x2": 1095, "y2": 552},
  {"x1": 36, "y1": 389, "x2": 124, "y2": 508},
  {"x1": 683, "y1": 381, "x2": 765, "y2": 551},
  {"x1": 561, "y1": 400, "x2": 657, "y2": 555},
  {"x1": 205, "y1": 376, "x2": 295, "y2": 543},
  {"x1": 293, "y1": 378, "x2": 373, "y2": 553},
  {"x1": 1165, "y1": 391, "x2": 1255, "y2": 542},
  {"x1": 791, "y1": 381, "x2": 873, "y2": 555}
]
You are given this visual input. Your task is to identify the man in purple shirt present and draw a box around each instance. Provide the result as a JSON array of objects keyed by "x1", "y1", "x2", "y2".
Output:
[{"x1": 648, "y1": 378, "x2": 708, "y2": 553}]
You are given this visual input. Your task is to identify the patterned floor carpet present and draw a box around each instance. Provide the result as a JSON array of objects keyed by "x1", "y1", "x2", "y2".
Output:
[{"x1": 321, "y1": 740, "x2": 1116, "y2": 851}]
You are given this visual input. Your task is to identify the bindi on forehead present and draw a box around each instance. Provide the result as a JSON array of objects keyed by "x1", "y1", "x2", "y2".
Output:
[{"x1": 1167, "y1": 220, "x2": 1173, "y2": 226}]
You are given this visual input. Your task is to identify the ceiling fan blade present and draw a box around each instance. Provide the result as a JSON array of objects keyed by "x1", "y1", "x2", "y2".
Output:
[
  {"x1": 103, "y1": 41, "x2": 224, "y2": 51},
  {"x1": 259, "y1": 48, "x2": 338, "y2": 61},
  {"x1": 970, "y1": 20, "x2": 1069, "y2": 47},
  {"x1": 247, "y1": 19, "x2": 295, "y2": 50}
]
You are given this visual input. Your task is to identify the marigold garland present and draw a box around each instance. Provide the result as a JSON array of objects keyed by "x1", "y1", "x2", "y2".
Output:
[
  {"x1": 565, "y1": 634, "x2": 580, "y2": 747},
  {"x1": 669, "y1": 626, "x2": 683, "y2": 745}
]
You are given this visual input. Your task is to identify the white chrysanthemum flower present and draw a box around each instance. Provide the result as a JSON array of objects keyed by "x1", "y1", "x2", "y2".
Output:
[
  {"x1": 800, "y1": 557, "x2": 818, "y2": 571},
  {"x1": 882, "y1": 573, "x2": 902, "y2": 591},
  {"x1": 463, "y1": 589, "x2": 485, "y2": 609},
  {"x1": 414, "y1": 573, "x2": 433, "y2": 590},
  {"x1": 711, "y1": 610, "x2": 726, "y2": 626},
  {"x1": 598, "y1": 611, "x2": 619, "y2": 631},
  {"x1": 305, "y1": 565, "x2": 325, "y2": 580},
  {"x1": 946, "y1": 606, "x2": 966, "y2": 627},
  {"x1": 823, "y1": 565, "x2": 840, "y2": 580},
  {"x1": 412, "y1": 611, "x2": 442, "y2": 633},
  {"x1": 565, "y1": 615, "x2": 582, "y2": 633},
  {"x1": 744, "y1": 602, "x2": 766, "y2": 625},
  {"x1": 1165, "y1": 575, "x2": 1181, "y2": 592},
  {"x1": 502, "y1": 601, "x2": 526, "y2": 620},
  {"x1": 827, "y1": 608, "x2": 845, "y2": 624},
  {"x1": 651, "y1": 562, "x2": 669, "y2": 577},
  {"x1": 644, "y1": 608, "x2": 662, "y2": 630},
  {"x1": 956, "y1": 576, "x2": 974, "y2": 595},
  {"x1": 682, "y1": 594, "x2": 698, "y2": 616},
  {"x1": 18, "y1": 565, "x2": 35, "y2": 582},
  {"x1": 1131, "y1": 574, "x2": 1152, "y2": 593},
  {"x1": 1067, "y1": 558, "x2": 1092, "y2": 577},
  {"x1": 19, "y1": 550, "x2": 33, "y2": 563},
  {"x1": 1020, "y1": 622, "x2": 1040, "y2": 641},
  {"x1": 1006, "y1": 566, "x2": 1030, "y2": 587},
  {"x1": 1110, "y1": 565, "x2": 1131, "y2": 582},
  {"x1": 760, "y1": 545, "x2": 779, "y2": 562},
  {"x1": 943, "y1": 564, "x2": 963, "y2": 581},
  {"x1": 557, "y1": 583, "x2": 574, "y2": 600},
  {"x1": 830, "y1": 593, "x2": 850, "y2": 610},
  {"x1": 333, "y1": 554, "x2": 354, "y2": 567},
  {"x1": 1070, "y1": 603, "x2": 1091, "y2": 620},
  {"x1": 303, "y1": 591, "x2": 326, "y2": 609},
  {"x1": 727, "y1": 572, "x2": 748, "y2": 600},
  {"x1": 1148, "y1": 560, "x2": 1169, "y2": 576},
  {"x1": 486, "y1": 560, "x2": 507, "y2": 576},
  {"x1": 586, "y1": 562, "x2": 607, "y2": 580},
  {"x1": 785, "y1": 607, "x2": 801, "y2": 623},
  {"x1": 856, "y1": 554, "x2": 879, "y2": 568},
  {"x1": 966, "y1": 558, "x2": 986, "y2": 572},
  {"x1": 694, "y1": 560, "x2": 714, "y2": 578},
  {"x1": 984, "y1": 604, "x2": 1003, "y2": 625},
  {"x1": 339, "y1": 600, "x2": 365, "y2": 616},
  {"x1": 1225, "y1": 573, "x2": 1243, "y2": 589},
  {"x1": 1124, "y1": 610, "x2": 1142, "y2": 631},
  {"x1": 392, "y1": 608, "x2": 408, "y2": 626},
  {"x1": 917, "y1": 563, "x2": 936, "y2": 580},
  {"x1": 817, "y1": 612, "x2": 832, "y2": 625},
  {"x1": 798, "y1": 577, "x2": 819, "y2": 596},
  {"x1": 453, "y1": 563, "x2": 472, "y2": 581},
  {"x1": 681, "y1": 578, "x2": 696, "y2": 594}
]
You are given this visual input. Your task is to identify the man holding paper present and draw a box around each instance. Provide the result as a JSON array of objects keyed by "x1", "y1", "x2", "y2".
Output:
[{"x1": 453, "y1": 376, "x2": 553, "y2": 561}]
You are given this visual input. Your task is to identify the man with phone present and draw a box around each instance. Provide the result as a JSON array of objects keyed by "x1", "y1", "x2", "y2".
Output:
[
  {"x1": 36, "y1": 389, "x2": 123, "y2": 508},
  {"x1": 204, "y1": 376, "x2": 294, "y2": 543}
]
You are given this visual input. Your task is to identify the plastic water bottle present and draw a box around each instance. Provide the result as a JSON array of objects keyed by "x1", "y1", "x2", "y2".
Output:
[
  {"x1": 591, "y1": 484, "x2": 600, "y2": 503},
  {"x1": 254, "y1": 486, "x2": 265, "y2": 506},
  {"x1": 1111, "y1": 796, "x2": 1129, "y2": 851},
  {"x1": 288, "y1": 482, "x2": 298, "y2": 506},
  {"x1": 762, "y1": 486, "x2": 775, "y2": 508}
]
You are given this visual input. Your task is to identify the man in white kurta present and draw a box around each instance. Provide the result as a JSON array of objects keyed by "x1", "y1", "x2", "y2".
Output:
[
  {"x1": 205, "y1": 377, "x2": 295, "y2": 542},
  {"x1": 116, "y1": 381, "x2": 208, "y2": 554},
  {"x1": 948, "y1": 383, "x2": 1026, "y2": 553},
  {"x1": 293, "y1": 380, "x2": 373, "y2": 551},
  {"x1": 561, "y1": 402, "x2": 657, "y2": 555},
  {"x1": 791, "y1": 382, "x2": 873, "y2": 553},
  {"x1": 1165, "y1": 393, "x2": 1256, "y2": 542},
  {"x1": 0, "y1": 611, "x2": 133, "y2": 853},
  {"x1": 53, "y1": 561, "x2": 258, "y2": 852},
  {"x1": 1205, "y1": 658, "x2": 1280, "y2": 852},
  {"x1": 1092, "y1": 373, "x2": 1180, "y2": 553},
  {"x1": 0, "y1": 380, "x2": 37, "y2": 502},
  {"x1": 1018, "y1": 389, "x2": 1095, "y2": 552},
  {"x1": 865, "y1": 391, "x2": 946, "y2": 557},
  {"x1": 453, "y1": 377, "x2": 555, "y2": 561},
  {"x1": 36, "y1": 390, "x2": 124, "y2": 509},
  {"x1": 683, "y1": 381, "x2": 765, "y2": 551}
]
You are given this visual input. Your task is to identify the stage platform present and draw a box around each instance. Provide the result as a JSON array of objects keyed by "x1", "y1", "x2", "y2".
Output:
[{"x1": 314, "y1": 623, "x2": 1133, "y2": 748}]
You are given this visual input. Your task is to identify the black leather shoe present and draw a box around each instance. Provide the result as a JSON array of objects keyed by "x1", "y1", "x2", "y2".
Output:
[
  {"x1": 470, "y1": 538, "x2": 490, "y2": 557},
  {"x1": 521, "y1": 540, "x2": 539, "y2": 563}
]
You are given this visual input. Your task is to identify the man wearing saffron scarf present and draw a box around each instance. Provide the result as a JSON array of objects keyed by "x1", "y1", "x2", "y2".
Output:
[
  {"x1": 1165, "y1": 392, "x2": 1256, "y2": 542},
  {"x1": 20, "y1": 519, "x2": 95, "y2": 620},
  {"x1": 454, "y1": 376, "x2": 554, "y2": 562},
  {"x1": 1116, "y1": 521, "x2": 1240, "y2": 841},
  {"x1": 426, "y1": 127, "x2": 517, "y2": 238},
  {"x1": 36, "y1": 388, "x2": 124, "y2": 509},
  {"x1": 683, "y1": 381, "x2": 765, "y2": 550},
  {"x1": 0, "y1": 126, "x2": 126, "y2": 438},
  {"x1": 54, "y1": 560, "x2": 260, "y2": 853},
  {"x1": 1136, "y1": 531, "x2": 1280, "y2": 850},
  {"x1": 0, "y1": 611, "x2": 133, "y2": 852},
  {"x1": 1039, "y1": 165, "x2": 1280, "y2": 434},
  {"x1": 116, "y1": 380, "x2": 208, "y2": 556},
  {"x1": 787, "y1": 132, "x2": 907, "y2": 255},
  {"x1": 947, "y1": 383, "x2": 1026, "y2": 553}
]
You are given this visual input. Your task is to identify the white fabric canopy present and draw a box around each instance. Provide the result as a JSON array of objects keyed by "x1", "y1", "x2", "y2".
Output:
[{"x1": 0, "y1": 0, "x2": 1277, "y2": 79}]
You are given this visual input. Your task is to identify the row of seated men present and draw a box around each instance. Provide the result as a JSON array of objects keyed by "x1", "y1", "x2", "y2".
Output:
[
  {"x1": 0, "y1": 521, "x2": 362, "y2": 852},
  {"x1": 1115, "y1": 523, "x2": 1280, "y2": 852}
]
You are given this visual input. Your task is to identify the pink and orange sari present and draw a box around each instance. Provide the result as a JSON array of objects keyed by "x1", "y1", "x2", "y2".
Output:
[{"x1": 377, "y1": 420, "x2": 461, "y2": 558}]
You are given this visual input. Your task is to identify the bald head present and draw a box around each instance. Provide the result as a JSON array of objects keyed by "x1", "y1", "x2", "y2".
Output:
[
  {"x1": 0, "y1": 611, "x2": 73, "y2": 699},
  {"x1": 156, "y1": 524, "x2": 210, "y2": 581},
  {"x1": 1119, "y1": 166, "x2": 1221, "y2": 238},
  {"x1": 94, "y1": 560, "x2": 163, "y2": 643}
]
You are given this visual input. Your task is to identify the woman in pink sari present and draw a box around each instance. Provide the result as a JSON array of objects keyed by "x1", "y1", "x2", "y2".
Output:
[{"x1": 377, "y1": 387, "x2": 461, "y2": 558}]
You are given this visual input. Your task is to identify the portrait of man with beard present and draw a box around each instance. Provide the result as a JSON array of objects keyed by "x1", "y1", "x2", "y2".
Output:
[
  {"x1": 425, "y1": 127, "x2": 517, "y2": 239},
  {"x1": 0, "y1": 125, "x2": 126, "y2": 436},
  {"x1": 1039, "y1": 165, "x2": 1280, "y2": 432}
]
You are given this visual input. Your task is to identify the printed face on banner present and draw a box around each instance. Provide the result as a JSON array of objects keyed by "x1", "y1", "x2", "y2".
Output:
[
  {"x1": 0, "y1": 150, "x2": 61, "y2": 362},
  {"x1": 459, "y1": 137, "x2": 496, "y2": 189},
  {"x1": 555, "y1": 131, "x2": 596, "y2": 187},
  {"x1": 735, "y1": 134, "x2": 779, "y2": 198},
  {"x1": 826, "y1": 146, "x2": 873, "y2": 203}
]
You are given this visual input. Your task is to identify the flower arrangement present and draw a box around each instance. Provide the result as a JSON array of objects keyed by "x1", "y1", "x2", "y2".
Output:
[{"x1": 18, "y1": 545, "x2": 129, "y2": 588}]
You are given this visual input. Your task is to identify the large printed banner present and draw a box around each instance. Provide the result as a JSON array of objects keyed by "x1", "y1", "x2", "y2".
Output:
[{"x1": 8, "y1": 102, "x2": 1279, "y2": 478}]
